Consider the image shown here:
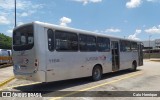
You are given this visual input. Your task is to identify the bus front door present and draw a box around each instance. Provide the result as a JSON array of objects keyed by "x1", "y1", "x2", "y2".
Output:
[{"x1": 111, "y1": 41, "x2": 120, "y2": 71}]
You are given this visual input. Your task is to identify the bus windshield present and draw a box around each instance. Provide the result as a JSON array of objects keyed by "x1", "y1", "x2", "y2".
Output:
[{"x1": 13, "y1": 24, "x2": 34, "y2": 51}]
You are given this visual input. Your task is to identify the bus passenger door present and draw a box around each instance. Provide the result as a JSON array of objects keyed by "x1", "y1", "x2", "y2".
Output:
[
  {"x1": 111, "y1": 41, "x2": 120, "y2": 71},
  {"x1": 138, "y1": 43, "x2": 143, "y2": 66}
]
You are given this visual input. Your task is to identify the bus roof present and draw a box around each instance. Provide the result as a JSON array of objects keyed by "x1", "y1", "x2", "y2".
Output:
[{"x1": 14, "y1": 21, "x2": 141, "y2": 43}]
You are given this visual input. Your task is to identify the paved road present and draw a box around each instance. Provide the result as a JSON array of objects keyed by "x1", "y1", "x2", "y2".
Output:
[
  {"x1": 0, "y1": 61, "x2": 160, "y2": 100},
  {"x1": 0, "y1": 66, "x2": 13, "y2": 84}
]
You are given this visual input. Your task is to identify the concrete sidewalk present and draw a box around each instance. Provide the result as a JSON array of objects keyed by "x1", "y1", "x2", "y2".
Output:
[
  {"x1": 0, "y1": 66, "x2": 14, "y2": 87},
  {"x1": 144, "y1": 58, "x2": 160, "y2": 62},
  {"x1": 150, "y1": 58, "x2": 160, "y2": 62}
]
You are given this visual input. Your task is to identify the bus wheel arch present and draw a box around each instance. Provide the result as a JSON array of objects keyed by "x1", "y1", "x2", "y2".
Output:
[{"x1": 91, "y1": 64, "x2": 103, "y2": 81}]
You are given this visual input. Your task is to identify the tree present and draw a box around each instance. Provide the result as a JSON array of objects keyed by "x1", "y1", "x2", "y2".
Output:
[{"x1": 0, "y1": 33, "x2": 12, "y2": 49}]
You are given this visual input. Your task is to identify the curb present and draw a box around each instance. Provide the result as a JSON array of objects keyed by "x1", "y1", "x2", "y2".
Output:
[
  {"x1": 150, "y1": 60, "x2": 160, "y2": 62},
  {"x1": 0, "y1": 64, "x2": 12, "y2": 69},
  {"x1": 0, "y1": 76, "x2": 15, "y2": 88}
]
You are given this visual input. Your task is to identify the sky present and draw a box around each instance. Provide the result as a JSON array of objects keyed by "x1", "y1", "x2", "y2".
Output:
[{"x1": 0, "y1": 0, "x2": 160, "y2": 41}]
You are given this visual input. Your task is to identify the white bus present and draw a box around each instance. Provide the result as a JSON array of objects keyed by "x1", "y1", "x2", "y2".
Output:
[{"x1": 12, "y1": 21, "x2": 143, "y2": 82}]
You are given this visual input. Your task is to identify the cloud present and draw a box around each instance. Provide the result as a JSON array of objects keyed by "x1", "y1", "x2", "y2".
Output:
[
  {"x1": 0, "y1": 0, "x2": 22, "y2": 10},
  {"x1": 128, "y1": 29, "x2": 141, "y2": 40},
  {"x1": 93, "y1": 28, "x2": 121, "y2": 34},
  {"x1": 6, "y1": 29, "x2": 13, "y2": 37},
  {"x1": 6, "y1": 22, "x2": 24, "y2": 37},
  {"x1": 0, "y1": 0, "x2": 43, "y2": 10},
  {"x1": 60, "y1": 17, "x2": 72, "y2": 26},
  {"x1": 0, "y1": 0, "x2": 43, "y2": 37},
  {"x1": 105, "y1": 28, "x2": 121, "y2": 33},
  {"x1": 17, "y1": 22, "x2": 24, "y2": 26},
  {"x1": 7, "y1": 29, "x2": 13, "y2": 34},
  {"x1": 145, "y1": 25, "x2": 160, "y2": 34},
  {"x1": 72, "y1": 0, "x2": 102, "y2": 5},
  {"x1": 126, "y1": 0, "x2": 142, "y2": 8},
  {"x1": 93, "y1": 30, "x2": 100, "y2": 33},
  {"x1": 20, "y1": 12, "x2": 28, "y2": 17},
  {"x1": 147, "y1": 0, "x2": 160, "y2": 2},
  {"x1": 19, "y1": 11, "x2": 36, "y2": 17},
  {"x1": 0, "y1": 16, "x2": 10, "y2": 24},
  {"x1": 0, "y1": 0, "x2": 44, "y2": 25},
  {"x1": 135, "y1": 29, "x2": 142, "y2": 34}
]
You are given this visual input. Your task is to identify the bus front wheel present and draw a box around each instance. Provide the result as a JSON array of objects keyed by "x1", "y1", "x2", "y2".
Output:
[
  {"x1": 92, "y1": 65, "x2": 102, "y2": 81},
  {"x1": 130, "y1": 61, "x2": 137, "y2": 71}
]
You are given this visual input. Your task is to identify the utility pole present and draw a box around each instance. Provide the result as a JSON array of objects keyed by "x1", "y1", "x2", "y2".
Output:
[
  {"x1": 149, "y1": 35, "x2": 152, "y2": 59},
  {"x1": 15, "y1": 0, "x2": 17, "y2": 27}
]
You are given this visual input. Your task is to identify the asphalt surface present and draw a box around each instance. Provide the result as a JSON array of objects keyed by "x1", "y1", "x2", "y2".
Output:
[
  {"x1": 0, "y1": 60, "x2": 160, "y2": 100},
  {"x1": 0, "y1": 66, "x2": 14, "y2": 84}
]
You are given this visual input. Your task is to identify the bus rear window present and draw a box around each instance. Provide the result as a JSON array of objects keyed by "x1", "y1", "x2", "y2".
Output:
[{"x1": 13, "y1": 24, "x2": 34, "y2": 51}]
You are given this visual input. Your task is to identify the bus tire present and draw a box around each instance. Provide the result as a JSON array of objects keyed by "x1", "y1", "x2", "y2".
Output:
[
  {"x1": 92, "y1": 65, "x2": 102, "y2": 81},
  {"x1": 130, "y1": 61, "x2": 137, "y2": 71}
]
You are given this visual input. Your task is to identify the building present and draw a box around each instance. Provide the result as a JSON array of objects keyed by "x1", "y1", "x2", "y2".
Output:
[
  {"x1": 155, "y1": 39, "x2": 160, "y2": 49},
  {"x1": 143, "y1": 39, "x2": 160, "y2": 49},
  {"x1": 142, "y1": 39, "x2": 160, "y2": 53}
]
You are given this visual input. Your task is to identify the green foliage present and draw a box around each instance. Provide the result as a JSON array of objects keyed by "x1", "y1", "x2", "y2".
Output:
[{"x1": 0, "y1": 33, "x2": 12, "y2": 49}]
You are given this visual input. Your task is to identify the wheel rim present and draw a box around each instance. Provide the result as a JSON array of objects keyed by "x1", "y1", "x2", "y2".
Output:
[
  {"x1": 132, "y1": 64, "x2": 134, "y2": 69},
  {"x1": 93, "y1": 68, "x2": 101, "y2": 79},
  {"x1": 132, "y1": 63, "x2": 136, "y2": 70}
]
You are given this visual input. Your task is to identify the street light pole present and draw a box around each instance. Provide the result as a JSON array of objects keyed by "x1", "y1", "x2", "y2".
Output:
[
  {"x1": 15, "y1": 0, "x2": 17, "y2": 27},
  {"x1": 149, "y1": 35, "x2": 152, "y2": 59}
]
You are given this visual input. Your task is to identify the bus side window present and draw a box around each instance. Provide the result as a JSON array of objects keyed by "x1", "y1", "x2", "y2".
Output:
[
  {"x1": 120, "y1": 40, "x2": 131, "y2": 52},
  {"x1": 79, "y1": 34, "x2": 96, "y2": 51},
  {"x1": 120, "y1": 40, "x2": 125, "y2": 52},
  {"x1": 55, "y1": 31, "x2": 78, "y2": 51},
  {"x1": 47, "y1": 29, "x2": 54, "y2": 51},
  {"x1": 87, "y1": 35, "x2": 96, "y2": 51},
  {"x1": 131, "y1": 42, "x2": 138, "y2": 51},
  {"x1": 97, "y1": 37, "x2": 110, "y2": 52},
  {"x1": 79, "y1": 34, "x2": 87, "y2": 51}
]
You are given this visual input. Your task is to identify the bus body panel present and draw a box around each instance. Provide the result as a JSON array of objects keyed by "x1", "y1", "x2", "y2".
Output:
[
  {"x1": 34, "y1": 24, "x2": 47, "y2": 72},
  {"x1": 120, "y1": 52, "x2": 133, "y2": 70},
  {"x1": 46, "y1": 51, "x2": 112, "y2": 82},
  {"x1": 120, "y1": 52, "x2": 138, "y2": 70},
  {"x1": 100, "y1": 52, "x2": 112, "y2": 73}
]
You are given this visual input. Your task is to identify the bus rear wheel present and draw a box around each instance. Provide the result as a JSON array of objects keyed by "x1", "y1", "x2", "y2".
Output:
[{"x1": 92, "y1": 65, "x2": 102, "y2": 81}]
